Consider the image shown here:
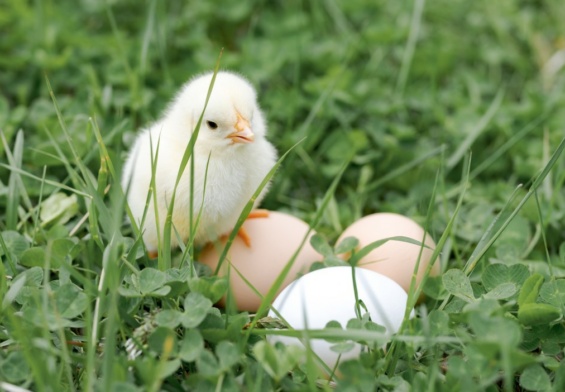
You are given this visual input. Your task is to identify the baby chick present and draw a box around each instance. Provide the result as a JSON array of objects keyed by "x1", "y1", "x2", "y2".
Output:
[{"x1": 122, "y1": 71, "x2": 278, "y2": 254}]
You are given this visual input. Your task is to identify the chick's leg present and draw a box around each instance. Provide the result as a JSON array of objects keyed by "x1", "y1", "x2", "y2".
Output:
[
  {"x1": 218, "y1": 230, "x2": 251, "y2": 247},
  {"x1": 237, "y1": 209, "x2": 270, "y2": 247},
  {"x1": 246, "y1": 209, "x2": 270, "y2": 219},
  {"x1": 237, "y1": 228, "x2": 252, "y2": 247}
]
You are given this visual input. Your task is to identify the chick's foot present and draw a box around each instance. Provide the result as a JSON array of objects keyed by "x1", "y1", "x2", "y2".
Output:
[
  {"x1": 237, "y1": 210, "x2": 270, "y2": 246},
  {"x1": 237, "y1": 227, "x2": 252, "y2": 247},
  {"x1": 246, "y1": 209, "x2": 270, "y2": 219}
]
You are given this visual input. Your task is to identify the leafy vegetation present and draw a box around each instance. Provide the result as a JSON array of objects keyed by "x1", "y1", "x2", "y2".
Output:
[{"x1": 1, "y1": 0, "x2": 565, "y2": 390}]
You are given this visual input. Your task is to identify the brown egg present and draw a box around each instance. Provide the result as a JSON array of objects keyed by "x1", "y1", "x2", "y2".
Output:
[
  {"x1": 199, "y1": 211, "x2": 321, "y2": 311},
  {"x1": 336, "y1": 213, "x2": 439, "y2": 294}
]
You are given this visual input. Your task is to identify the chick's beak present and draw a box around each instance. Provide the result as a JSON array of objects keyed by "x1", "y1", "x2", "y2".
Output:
[{"x1": 227, "y1": 112, "x2": 254, "y2": 144}]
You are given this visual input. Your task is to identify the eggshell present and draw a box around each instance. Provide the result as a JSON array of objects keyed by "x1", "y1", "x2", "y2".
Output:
[
  {"x1": 268, "y1": 266, "x2": 412, "y2": 369},
  {"x1": 337, "y1": 213, "x2": 438, "y2": 294},
  {"x1": 199, "y1": 211, "x2": 320, "y2": 311}
]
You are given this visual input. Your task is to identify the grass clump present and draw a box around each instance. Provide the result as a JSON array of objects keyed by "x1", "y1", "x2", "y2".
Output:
[{"x1": 1, "y1": 0, "x2": 565, "y2": 391}]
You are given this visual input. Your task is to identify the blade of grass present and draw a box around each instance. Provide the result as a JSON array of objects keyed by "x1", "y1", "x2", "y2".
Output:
[
  {"x1": 5, "y1": 130, "x2": 23, "y2": 230},
  {"x1": 533, "y1": 190, "x2": 562, "y2": 309},
  {"x1": 387, "y1": 153, "x2": 471, "y2": 374},
  {"x1": 1, "y1": 129, "x2": 34, "y2": 215},
  {"x1": 90, "y1": 117, "x2": 146, "y2": 259},
  {"x1": 0, "y1": 163, "x2": 92, "y2": 199},
  {"x1": 139, "y1": 0, "x2": 157, "y2": 79},
  {"x1": 214, "y1": 138, "x2": 305, "y2": 275},
  {"x1": 50, "y1": 296, "x2": 77, "y2": 392},
  {"x1": 462, "y1": 137, "x2": 565, "y2": 276},
  {"x1": 469, "y1": 113, "x2": 547, "y2": 181},
  {"x1": 322, "y1": 0, "x2": 355, "y2": 38},
  {"x1": 280, "y1": 57, "x2": 350, "y2": 182},
  {"x1": 0, "y1": 251, "x2": 6, "y2": 308},
  {"x1": 349, "y1": 236, "x2": 432, "y2": 266},
  {"x1": 406, "y1": 167, "x2": 440, "y2": 299},
  {"x1": 395, "y1": 0, "x2": 426, "y2": 97},
  {"x1": 148, "y1": 133, "x2": 165, "y2": 263},
  {"x1": 0, "y1": 229, "x2": 17, "y2": 275},
  {"x1": 365, "y1": 145, "x2": 445, "y2": 193},
  {"x1": 460, "y1": 185, "x2": 523, "y2": 274},
  {"x1": 30, "y1": 167, "x2": 48, "y2": 244},
  {"x1": 0, "y1": 382, "x2": 33, "y2": 392},
  {"x1": 42, "y1": 125, "x2": 89, "y2": 192},
  {"x1": 161, "y1": 49, "x2": 224, "y2": 270},
  {"x1": 447, "y1": 87, "x2": 505, "y2": 170},
  {"x1": 45, "y1": 77, "x2": 92, "y2": 187},
  {"x1": 41, "y1": 123, "x2": 117, "y2": 241},
  {"x1": 245, "y1": 158, "x2": 351, "y2": 337},
  {"x1": 253, "y1": 327, "x2": 461, "y2": 345},
  {"x1": 44, "y1": 78, "x2": 126, "y2": 250},
  {"x1": 104, "y1": 1, "x2": 140, "y2": 111},
  {"x1": 38, "y1": 226, "x2": 62, "y2": 390},
  {"x1": 179, "y1": 152, "x2": 212, "y2": 272},
  {"x1": 100, "y1": 236, "x2": 124, "y2": 392},
  {"x1": 245, "y1": 159, "x2": 352, "y2": 381}
]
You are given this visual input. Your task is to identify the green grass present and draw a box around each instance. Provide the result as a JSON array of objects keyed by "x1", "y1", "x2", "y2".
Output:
[{"x1": 1, "y1": 0, "x2": 565, "y2": 390}]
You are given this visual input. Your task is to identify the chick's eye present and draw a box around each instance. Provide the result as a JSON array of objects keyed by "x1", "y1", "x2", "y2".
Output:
[{"x1": 206, "y1": 120, "x2": 218, "y2": 130}]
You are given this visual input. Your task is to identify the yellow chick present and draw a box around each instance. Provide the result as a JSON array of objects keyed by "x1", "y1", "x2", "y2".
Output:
[{"x1": 122, "y1": 71, "x2": 278, "y2": 254}]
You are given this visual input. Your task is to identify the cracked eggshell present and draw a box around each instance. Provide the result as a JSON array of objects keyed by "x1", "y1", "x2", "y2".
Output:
[
  {"x1": 337, "y1": 213, "x2": 439, "y2": 294},
  {"x1": 199, "y1": 211, "x2": 321, "y2": 312}
]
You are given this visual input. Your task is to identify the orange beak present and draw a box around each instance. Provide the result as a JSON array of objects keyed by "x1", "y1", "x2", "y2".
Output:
[{"x1": 227, "y1": 112, "x2": 254, "y2": 144}]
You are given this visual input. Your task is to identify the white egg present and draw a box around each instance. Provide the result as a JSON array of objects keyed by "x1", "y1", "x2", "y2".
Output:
[{"x1": 268, "y1": 266, "x2": 412, "y2": 369}]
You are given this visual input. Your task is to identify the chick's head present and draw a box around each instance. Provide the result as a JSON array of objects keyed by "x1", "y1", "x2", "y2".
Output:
[{"x1": 172, "y1": 71, "x2": 266, "y2": 151}]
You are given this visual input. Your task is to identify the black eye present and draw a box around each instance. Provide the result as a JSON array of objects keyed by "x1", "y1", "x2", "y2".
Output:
[{"x1": 206, "y1": 120, "x2": 218, "y2": 130}]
